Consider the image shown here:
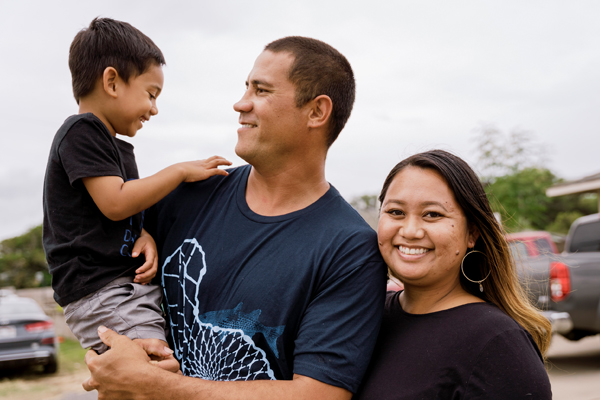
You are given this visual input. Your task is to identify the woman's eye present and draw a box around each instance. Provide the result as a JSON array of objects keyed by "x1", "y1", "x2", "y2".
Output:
[
  {"x1": 424, "y1": 211, "x2": 442, "y2": 218},
  {"x1": 387, "y1": 209, "x2": 404, "y2": 216}
]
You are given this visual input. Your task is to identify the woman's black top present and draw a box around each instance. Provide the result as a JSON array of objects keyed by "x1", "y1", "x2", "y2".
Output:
[{"x1": 354, "y1": 291, "x2": 551, "y2": 399}]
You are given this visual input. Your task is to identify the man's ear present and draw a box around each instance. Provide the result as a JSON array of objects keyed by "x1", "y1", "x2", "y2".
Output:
[
  {"x1": 102, "y1": 67, "x2": 119, "y2": 98},
  {"x1": 307, "y1": 95, "x2": 333, "y2": 130}
]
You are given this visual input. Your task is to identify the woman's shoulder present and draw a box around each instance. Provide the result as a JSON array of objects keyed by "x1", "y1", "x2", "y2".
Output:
[
  {"x1": 443, "y1": 301, "x2": 527, "y2": 338},
  {"x1": 388, "y1": 296, "x2": 527, "y2": 338}
]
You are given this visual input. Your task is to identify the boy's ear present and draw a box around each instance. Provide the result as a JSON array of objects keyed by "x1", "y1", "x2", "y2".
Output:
[
  {"x1": 307, "y1": 95, "x2": 333, "y2": 130},
  {"x1": 102, "y1": 67, "x2": 119, "y2": 98}
]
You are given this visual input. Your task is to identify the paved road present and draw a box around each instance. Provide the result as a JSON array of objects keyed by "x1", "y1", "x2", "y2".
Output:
[
  {"x1": 58, "y1": 334, "x2": 600, "y2": 400},
  {"x1": 546, "y1": 334, "x2": 600, "y2": 400}
]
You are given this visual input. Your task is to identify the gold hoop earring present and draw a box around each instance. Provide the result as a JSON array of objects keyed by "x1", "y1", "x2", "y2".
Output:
[{"x1": 461, "y1": 250, "x2": 490, "y2": 293}]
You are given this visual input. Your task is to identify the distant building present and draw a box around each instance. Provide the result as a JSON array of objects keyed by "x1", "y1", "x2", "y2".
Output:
[{"x1": 546, "y1": 172, "x2": 600, "y2": 212}]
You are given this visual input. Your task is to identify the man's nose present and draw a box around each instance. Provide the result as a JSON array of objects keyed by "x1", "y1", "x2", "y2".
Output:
[{"x1": 233, "y1": 92, "x2": 252, "y2": 113}]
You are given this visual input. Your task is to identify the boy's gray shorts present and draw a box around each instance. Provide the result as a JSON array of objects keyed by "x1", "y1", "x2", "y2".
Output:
[{"x1": 63, "y1": 276, "x2": 167, "y2": 354}]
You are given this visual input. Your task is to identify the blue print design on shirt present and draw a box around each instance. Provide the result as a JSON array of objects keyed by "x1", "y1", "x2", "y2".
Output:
[
  {"x1": 162, "y1": 238, "x2": 283, "y2": 380},
  {"x1": 120, "y1": 178, "x2": 144, "y2": 257},
  {"x1": 200, "y1": 304, "x2": 285, "y2": 358}
]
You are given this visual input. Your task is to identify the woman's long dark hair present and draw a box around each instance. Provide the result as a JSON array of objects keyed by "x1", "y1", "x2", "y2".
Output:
[{"x1": 379, "y1": 149, "x2": 551, "y2": 356}]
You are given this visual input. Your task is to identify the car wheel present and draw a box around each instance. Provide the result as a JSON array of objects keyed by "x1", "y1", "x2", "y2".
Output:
[{"x1": 43, "y1": 356, "x2": 58, "y2": 374}]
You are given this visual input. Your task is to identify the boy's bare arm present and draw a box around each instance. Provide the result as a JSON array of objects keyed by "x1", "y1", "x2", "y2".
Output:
[
  {"x1": 83, "y1": 327, "x2": 352, "y2": 400},
  {"x1": 83, "y1": 156, "x2": 231, "y2": 221}
]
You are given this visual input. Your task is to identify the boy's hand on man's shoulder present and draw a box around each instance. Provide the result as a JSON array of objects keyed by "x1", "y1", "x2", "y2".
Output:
[
  {"x1": 178, "y1": 155, "x2": 232, "y2": 183},
  {"x1": 133, "y1": 229, "x2": 158, "y2": 284}
]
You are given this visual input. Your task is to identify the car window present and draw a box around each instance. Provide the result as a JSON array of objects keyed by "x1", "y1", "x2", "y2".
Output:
[
  {"x1": 570, "y1": 220, "x2": 600, "y2": 252},
  {"x1": 0, "y1": 300, "x2": 44, "y2": 317},
  {"x1": 509, "y1": 241, "x2": 529, "y2": 259},
  {"x1": 534, "y1": 238, "x2": 554, "y2": 255}
]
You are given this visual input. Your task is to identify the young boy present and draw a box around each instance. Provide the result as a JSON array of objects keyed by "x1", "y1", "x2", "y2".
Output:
[{"x1": 42, "y1": 17, "x2": 230, "y2": 354}]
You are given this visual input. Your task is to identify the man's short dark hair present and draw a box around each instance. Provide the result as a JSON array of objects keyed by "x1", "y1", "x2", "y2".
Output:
[
  {"x1": 69, "y1": 17, "x2": 166, "y2": 104},
  {"x1": 265, "y1": 37, "x2": 355, "y2": 147}
]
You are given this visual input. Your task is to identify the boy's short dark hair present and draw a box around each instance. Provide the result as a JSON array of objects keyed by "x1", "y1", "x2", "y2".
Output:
[
  {"x1": 265, "y1": 36, "x2": 355, "y2": 147},
  {"x1": 69, "y1": 17, "x2": 166, "y2": 104}
]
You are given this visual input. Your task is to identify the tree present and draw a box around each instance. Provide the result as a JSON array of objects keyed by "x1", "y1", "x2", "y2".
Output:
[
  {"x1": 474, "y1": 124, "x2": 595, "y2": 233},
  {"x1": 0, "y1": 224, "x2": 50, "y2": 288},
  {"x1": 485, "y1": 168, "x2": 556, "y2": 231},
  {"x1": 475, "y1": 123, "x2": 548, "y2": 184}
]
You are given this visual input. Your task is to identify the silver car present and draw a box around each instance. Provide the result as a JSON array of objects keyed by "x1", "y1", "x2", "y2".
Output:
[{"x1": 0, "y1": 293, "x2": 59, "y2": 373}]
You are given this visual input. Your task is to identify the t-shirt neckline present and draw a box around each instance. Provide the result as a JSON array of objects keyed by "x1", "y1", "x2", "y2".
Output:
[{"x1": 235, "y1": 165, "x2": 338, "y2": 223}]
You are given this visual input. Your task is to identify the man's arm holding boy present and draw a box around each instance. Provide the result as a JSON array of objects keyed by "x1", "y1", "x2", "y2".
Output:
[{"x1": 84, "y1": 328, "x2": 351, "y2": 400}]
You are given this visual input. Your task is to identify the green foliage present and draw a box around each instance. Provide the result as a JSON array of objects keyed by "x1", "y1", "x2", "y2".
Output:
[
  {"x1": 546, "y1": 211, "x2": 585, "y2": 234},
  {"x1": 0, "y1": 224, "x2": 50, "y2": 289},
  {"x1": 485, "y1": 168, "x2": 557, "y2": 231},
  {"x1": 475, "y1": 124, "x2": 596, "y2": 233},
  {"x1": 58, "y1": 338, "x2": 88, "y2": 373}
]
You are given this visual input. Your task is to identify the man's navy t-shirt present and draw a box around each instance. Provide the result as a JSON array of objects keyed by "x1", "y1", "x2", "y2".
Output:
[{"x1": 147, "y1": 165, "x2": 387, "y2": 393}]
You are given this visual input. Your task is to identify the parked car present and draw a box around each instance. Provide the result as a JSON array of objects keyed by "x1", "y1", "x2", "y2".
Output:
[
  {"x1": 505, "y1": 231, "x2": 573, "y2": 335},
  {"x1": 549, "y1": 213, "x2": 600, "y2": 340},
  {"x1": 506, "y1": 231, "x2": 559, "y2": 258},
  {"x1": 511, "y1": 214, "x2": 600, "y2": 340},
  {"x1": 0, "y1": 293, "x2": 59, "y2": 373}
]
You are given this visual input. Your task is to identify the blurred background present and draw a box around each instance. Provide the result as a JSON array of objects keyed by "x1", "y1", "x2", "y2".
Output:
[{"x1": 1, "y1": 1, "x2": 599, "y2": 399}]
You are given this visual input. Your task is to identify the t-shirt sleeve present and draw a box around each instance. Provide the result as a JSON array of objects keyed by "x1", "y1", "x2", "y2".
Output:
[
  {"x1": 465, "y1": 328, "x2": 552, "y2": 399},
  {"x1": 292, "y1": 250, "x2": 387, "y2": 393},
  {"x1": 57, "y1": 118, "x2": 123, "y2": 186}
]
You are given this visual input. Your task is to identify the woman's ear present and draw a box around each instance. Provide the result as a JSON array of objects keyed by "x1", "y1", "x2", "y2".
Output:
[
  {"x1": 307, "y1": 95, "x2": 333, "y2": 130},
  {"x1": 102, "y1": 67, "x2": 119, "y2": 98},
  {"x1": 467, "y1": 225, "x2": 480, "y2": 248}
]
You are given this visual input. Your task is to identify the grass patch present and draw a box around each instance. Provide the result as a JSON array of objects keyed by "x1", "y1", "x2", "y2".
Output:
[{"x1": 57, "y1": 338, "x2": 88, "y2": 373}]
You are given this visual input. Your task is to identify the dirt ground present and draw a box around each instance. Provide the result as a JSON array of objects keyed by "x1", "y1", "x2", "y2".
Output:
[{"x1": 0, "y1": 366, "x2": 91, "y2": 400}]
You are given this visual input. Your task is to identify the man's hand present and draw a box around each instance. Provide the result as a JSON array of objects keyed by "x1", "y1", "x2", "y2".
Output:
[
  {"x1": 132, "y1": 229, "x2": 158, "y2": 284},
  {"x1": 133, "y1": 338, "x2": 180, "y2": 373},
  {"x1": 83, "y1": 326, "x2": 180, "y2": 399}
]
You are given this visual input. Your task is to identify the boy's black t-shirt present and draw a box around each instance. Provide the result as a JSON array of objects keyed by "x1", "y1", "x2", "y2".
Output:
[{"x1": 43, "y1": 113, "x2": 144, "y2": 306}]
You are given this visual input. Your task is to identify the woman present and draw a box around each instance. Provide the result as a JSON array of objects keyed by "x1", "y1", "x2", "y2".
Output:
[{"x1": 355, "y1": 150, "x2": 552, "y2": 399}]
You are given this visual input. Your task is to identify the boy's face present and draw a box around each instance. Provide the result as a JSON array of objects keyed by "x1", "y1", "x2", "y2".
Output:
[{"x1": 107, "y1": 64, "x2": 164, "y2": 138}]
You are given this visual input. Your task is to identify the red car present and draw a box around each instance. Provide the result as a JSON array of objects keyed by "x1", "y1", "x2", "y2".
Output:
[{"x1": 505, "y1": 231, "x2": 559, "y2": 258}]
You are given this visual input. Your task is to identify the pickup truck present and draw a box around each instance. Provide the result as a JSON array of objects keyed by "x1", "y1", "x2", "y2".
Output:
[{"x1": 512, "y1": 214, "x2": 600, "y2": 340}]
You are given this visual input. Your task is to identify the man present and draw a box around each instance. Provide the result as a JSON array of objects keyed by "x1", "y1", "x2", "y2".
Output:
[{"x1": 84, "y1": 36, "x2": 387, "y2": 400}]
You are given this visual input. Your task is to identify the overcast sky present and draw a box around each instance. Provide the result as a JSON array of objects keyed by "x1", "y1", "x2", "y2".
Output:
[{"x1": 1, "y1": 0, "x2": 599, "y2": 241}]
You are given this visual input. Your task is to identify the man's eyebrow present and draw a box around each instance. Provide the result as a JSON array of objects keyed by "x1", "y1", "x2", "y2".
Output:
[{"x1": 249, "y1": 79, "x2": 274, "y2": 88}]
